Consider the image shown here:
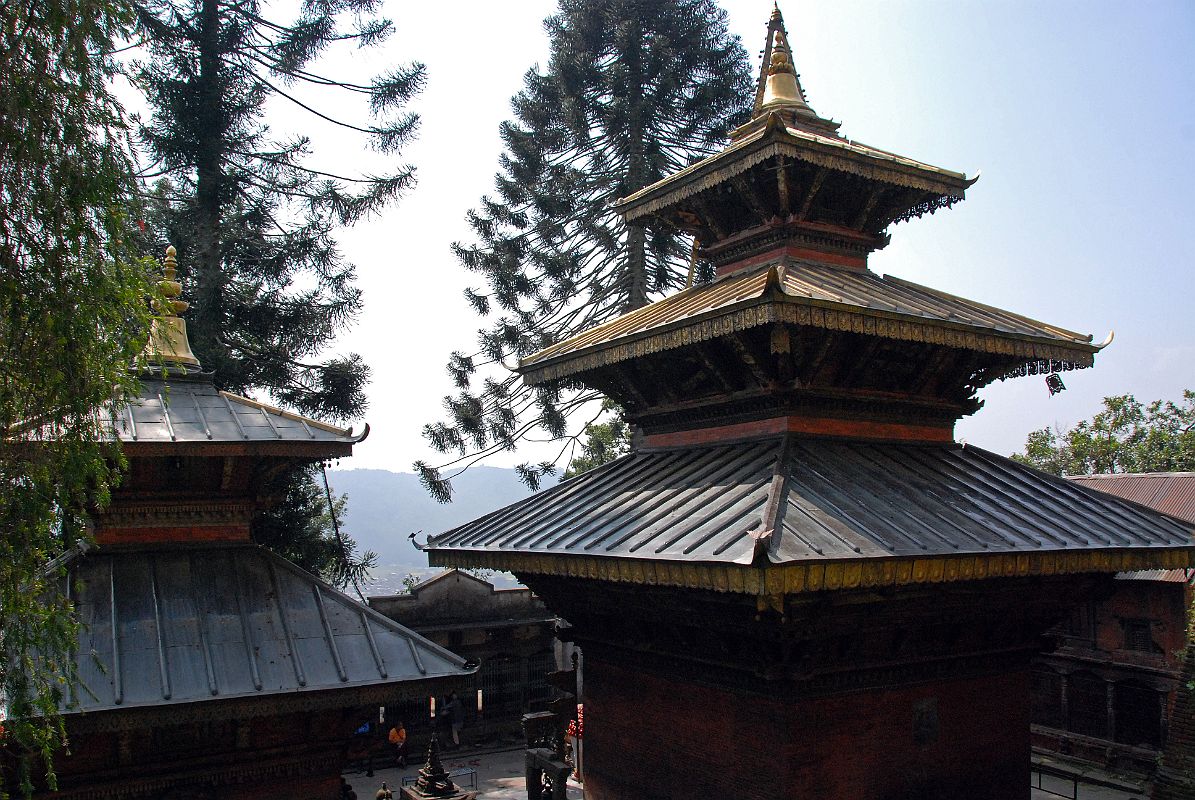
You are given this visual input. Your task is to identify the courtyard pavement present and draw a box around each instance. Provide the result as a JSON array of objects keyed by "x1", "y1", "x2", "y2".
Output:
[
  {"x1": 344, "y1": 745, "x2": 582, "y2": 800},
  {"x1": 346, "y1": 745, "x2": 1141, "y2": 799}
]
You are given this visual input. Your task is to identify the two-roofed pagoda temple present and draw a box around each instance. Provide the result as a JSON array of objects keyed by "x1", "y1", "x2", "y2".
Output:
[
  {"x1": 426, "y1": 8, "x2": 1195, "y2": 799},
  {"x1": 5, "y1": 248, "x2": 474, "y2": 799}
]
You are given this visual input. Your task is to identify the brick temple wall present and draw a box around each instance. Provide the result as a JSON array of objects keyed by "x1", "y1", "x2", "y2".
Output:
[{"x1": 580, "y1": 658, "x2": 1029, "y2": 800}]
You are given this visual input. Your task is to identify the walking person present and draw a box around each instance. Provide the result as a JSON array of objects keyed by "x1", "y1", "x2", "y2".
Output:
[{"x1": 443, "y1": 691, "x2": 464, "y2": 748}]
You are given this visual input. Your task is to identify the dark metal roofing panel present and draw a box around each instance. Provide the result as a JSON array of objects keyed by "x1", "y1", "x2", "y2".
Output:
[
  {"x1": 427, "y1": 439, "x2": 1194, "y2": 568},
  {"x1": 104, "y1": 379, "x2": 360, "y2": 444},
  {"x1": 65, "y1": 545, "x2": 469, "y2": 714},
  {"x1": 521, "y1": 261, "x2": 1094, "y2": 370},
  {"x1": 1068, "y1": 473, "x2": 1195, "y2": 525}
]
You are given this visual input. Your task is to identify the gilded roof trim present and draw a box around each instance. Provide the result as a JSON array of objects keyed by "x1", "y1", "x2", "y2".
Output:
[
  {"x1": 520, "y1": 290, "x2": 1097, "y2": 385},
  {"x1": 429, "y1": 547, "x2": 1195, "y2": 597}
]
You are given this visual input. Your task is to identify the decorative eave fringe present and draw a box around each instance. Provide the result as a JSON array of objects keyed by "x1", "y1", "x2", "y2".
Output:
[
  {"x1": 427, "y1": 547, "x2": 1195, "y2": 598},
  {"x1": 520, "y1": 298, "x2": 1097, "y2": 385}
]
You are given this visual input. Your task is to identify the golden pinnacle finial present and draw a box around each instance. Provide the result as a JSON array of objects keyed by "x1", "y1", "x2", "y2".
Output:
[
  {"x1": 771, "y1": 2, "x2": 782, "y2": 22},
  {"x1": 143, "y1": 244, "x2": 201, "y2": 369},
  {"x1": 759, "y1": 23, "x2": 808, "y2": 112},
  {"x1": 768, "y1": 30, "x2": 795, "y2": 76},
  {"x1": 157, "y1": 245, "x2": 189, "y2": 317}
]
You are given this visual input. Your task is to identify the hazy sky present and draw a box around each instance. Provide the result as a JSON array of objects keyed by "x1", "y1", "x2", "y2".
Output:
[{"x1": 252, "y1": 1, "x2": 1194, "y2": 476}]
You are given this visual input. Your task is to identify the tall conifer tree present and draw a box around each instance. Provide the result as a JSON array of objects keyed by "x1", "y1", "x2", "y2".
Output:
[
  {"x1": 134, "y1": 0, "x2": 422, "y2": 417},
  {"x1": 418, "y1": 0, "x2": 751, "y2": 500},
  {"x1": 131, "y1": 0, "x2": 423, "y2": 575}
]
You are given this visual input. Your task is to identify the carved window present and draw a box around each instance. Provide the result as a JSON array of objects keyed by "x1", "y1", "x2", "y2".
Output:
[
  {"x1": 479, "y1": 654, "x2": 522, "y2": 717},
  {"x1": 1031, "y1": 667, "x2": 1064, "y2": 729},
  {"x1": 526, "y1": 650, "x2": 558, "y2": 712},
  {"x1": 1123, "y1": 619, "x2": 1160, "y2": 653},
  {"x1": 1113, "y1": 682, "x2": 1163, "y2": 749},
  {"x1": 1058, "y1": 602, "x2": 1095, "y2": 642},
  {"x1": 1067, "y1": 671, "x2": 1109, "y2": 739}
]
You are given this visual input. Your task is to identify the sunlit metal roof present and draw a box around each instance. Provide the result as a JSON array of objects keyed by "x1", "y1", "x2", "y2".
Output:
[
  {"x1": 63, "y1": 544, "x2": 471, "y2": 716},
  {"x1": 105, "y1": 377, "x2": 364, "y2": 445},
  {"x1": 520, "y1": 261, "x2": 1099, "y2": 383},
  {"x1": 427, "y1": 438, "x2": 1194, "y2": 586}
]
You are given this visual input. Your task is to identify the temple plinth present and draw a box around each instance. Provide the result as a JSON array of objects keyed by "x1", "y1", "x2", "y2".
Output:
[{"x1": 426, "y1": 7, "x2": 1193, "y2": 799}]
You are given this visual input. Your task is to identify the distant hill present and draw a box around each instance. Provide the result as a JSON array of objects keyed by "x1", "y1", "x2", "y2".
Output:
[{"x1": 326, "y1": 466, "x2": 547, "y2": 571}]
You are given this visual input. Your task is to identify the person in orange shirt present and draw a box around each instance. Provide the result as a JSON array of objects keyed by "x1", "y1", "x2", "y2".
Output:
[{"x1": 387, "y1": 721, "x2": 407, "y2": 768}]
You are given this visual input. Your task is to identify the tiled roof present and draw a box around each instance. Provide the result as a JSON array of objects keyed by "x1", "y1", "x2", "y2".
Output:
[
  {"x1": 519, "y1": 261, "x2": 1099, "y2": 382},
  {"x1": 428, "y1": 438, "x2": 1193, "y2": 571},
  {"x1": 64, "y1": 545, "x2": 471, "y2": 715}
]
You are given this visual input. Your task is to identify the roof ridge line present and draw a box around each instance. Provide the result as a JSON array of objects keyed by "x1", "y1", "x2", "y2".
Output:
[
  {"x1": 216, "y1": 389, "x2": 354, "y2": 437},
  {"x1": 882, "y1": 273, "x2": 1094, "y2": 344},
  {"x1": 752, "y1": 433, "x2": 796, "y2": 565}
]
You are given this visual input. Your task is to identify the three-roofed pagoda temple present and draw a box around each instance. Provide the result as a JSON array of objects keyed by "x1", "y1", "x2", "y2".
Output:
[
  {"x1": 427, "y1": 8, "x2": 1194, "y2": 799},
  {"x1": 5, "y1": 248, "x2": 474, "y2": 799}
]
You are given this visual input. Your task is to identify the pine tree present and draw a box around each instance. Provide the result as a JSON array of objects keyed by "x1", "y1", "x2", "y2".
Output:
[
  {"x1": 417, "y1": 0, "x2": 751, "y2": 501},
  {"x1": 1, "y1": 0, "x2": 155, "y2": 790},
  {"x1": 129, "y1": 0, "x2": 423, "y2": 577},
  {"x1": 133, "y1": 0, "x2": 423, "y2": 418}
]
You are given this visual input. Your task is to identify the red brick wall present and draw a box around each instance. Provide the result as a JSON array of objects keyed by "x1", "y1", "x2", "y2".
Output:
[{"x1": 581, "y1": 659, "x2": 1029, "y2": 800}]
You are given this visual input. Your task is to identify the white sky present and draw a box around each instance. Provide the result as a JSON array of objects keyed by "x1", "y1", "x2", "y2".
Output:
[{"x1": 225, "y1": 1, "x2": 1195, "y2": 476}]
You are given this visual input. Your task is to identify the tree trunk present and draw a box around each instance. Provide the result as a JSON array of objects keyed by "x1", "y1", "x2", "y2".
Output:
[
  {"x1": 193, "y1": 0, "x2": 224, "y2": 364},
  {"x1": 623, "y1": 13, "x2": 648, "y2": 312}
]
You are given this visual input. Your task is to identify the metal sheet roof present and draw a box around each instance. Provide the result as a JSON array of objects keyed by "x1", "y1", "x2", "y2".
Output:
[
  {"x1": 63, "y1": 545, "x2": 470, "y2": 715},
  {"x1": 105, "y1": 377, "x2": 363, "y2": 445},
  {"x1": 1068, "y1": 473, "x2": 1195, "y2": 525},
  {"x1": 428, "y1": 438, "x2": 1193, "y2": 569},
  {"x1": 1115, "y1": 569, "x2": 1194, "y2": 583},
  {"x1": 520, "y1": 261, "x2": 1097, "y2": 379}
]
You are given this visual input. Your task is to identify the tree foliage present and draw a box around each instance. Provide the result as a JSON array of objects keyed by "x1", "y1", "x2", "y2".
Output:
[
  {"x1": 0, "y1": 0, "x2": 155, "y2": 791},
  {"x1": 417, "y1": 0, "x2": 751, "y2": 501},
  {"x1": 563, "y1": 402, "x2": 630, "y2": 478},
  {"x1": 250, "y1": 463, "x2": 375, "y2": 596},
  {"x1": 1013, "y1": 391, "x2": 1195, "y2": 476},
  {"x1": 130, "y1": 0, "x2": 424, "y2": 577}
]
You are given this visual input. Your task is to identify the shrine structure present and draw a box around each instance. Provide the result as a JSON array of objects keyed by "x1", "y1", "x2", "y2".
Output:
[
  {"x1": 426, "y1": 8, "x2": 1195, "y2": 799},
  {"x1": 7, "y1": 248, "x2": 473, "y2": 799}
]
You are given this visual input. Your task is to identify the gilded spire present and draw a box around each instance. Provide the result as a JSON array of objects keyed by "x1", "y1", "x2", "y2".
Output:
[
  {"x1": 733, "y1": 4, "x2": 838, "y2": 142},
  {"x1": 143, "y1": 245, "x2": 201, "y2": 369},
  {"x1": 757, "y1": 8, "x2": 812, "y2": 115}
]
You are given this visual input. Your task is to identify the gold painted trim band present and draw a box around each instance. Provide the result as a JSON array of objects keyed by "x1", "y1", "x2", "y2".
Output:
[{"x1": 427, "y1": 547, "x2": 1195, "y2": 597}]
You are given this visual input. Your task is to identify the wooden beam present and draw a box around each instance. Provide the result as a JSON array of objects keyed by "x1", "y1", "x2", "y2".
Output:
[
  {"x1": 692, "y1": 194, "x2": 728, "y2": 240},
  {"x1": 800, "y1": 333, "x2": 836, "y2": 385},
  {"x1": 696, "y1": 343, "x2": 738, "y2": 393},
  {"x1": 838, "y1": 338, "x2": 881, "y2": 388},
  {"x1": 910, "y1": 346, "x2": 953, "y2": 395},
  {"x1": 852, "y1": 187, "x2": 884, "y2": 231},
  {"x1": 732, "y1": 173, "x2": 772, "y2": 224},
  {"x1": 611, "y1": 364, "x2": 652, "y2": 409},
  {"x1": 728, "y1": 332, "x2": 774, "y2": 388},
  {"x1": 797, "y1": 167, "x2": 828, "y2": 221},
  {"x1": 776, "y1": 155, "x2": 791, "y2": 216}
]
